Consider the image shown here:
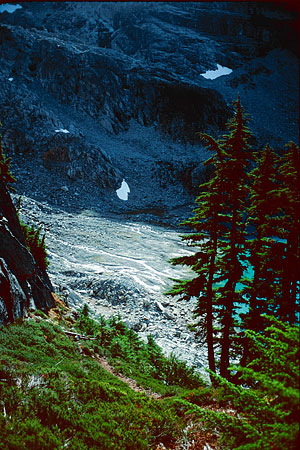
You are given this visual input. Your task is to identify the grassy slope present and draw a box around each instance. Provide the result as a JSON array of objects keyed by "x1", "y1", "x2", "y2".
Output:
[
  {"x1": 0, "y1": 304, "x2": 213, "y2": 450},
  {"x1": 1, "y1": 304, "x2": 298, "y2": 449}
]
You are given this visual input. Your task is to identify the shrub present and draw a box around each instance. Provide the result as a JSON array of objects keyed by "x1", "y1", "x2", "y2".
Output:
[
  {"x1": 186, "y1": 316, "x2": 300, "y2": 450},
  {"x1": 20, "y1": 222, "x2": 49, "y2": 271},
  {"x1": 0, "y1": 138, "x2": 16, "y2": 190},
  {"x1": 184, "y1": 387, "x2": 216, "y2": 406},
  {"x1": 0, "y1": 314, "x2": 205, "y2": 449}
]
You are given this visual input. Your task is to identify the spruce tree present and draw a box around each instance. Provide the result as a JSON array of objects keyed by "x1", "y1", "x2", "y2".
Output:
[
  {"x1": 20, "y1": 223, "x2": 49, "y2": 272},
  {"x1": 240, "y1": 142, "x2": 299, "y2": 368},
  {"x1": 240, "y1": 144, "x2": 283, "y2": 365},
  {"x1": 167, "y1": 97, "x2": 254, "y2": 380},
  {"x1": 202, "y1": 96, "x2": 254, "y2": 379},
  {"x1": 167, "y1": 157, "x2": 226, "y2": 380},
  {"x1": 277, "y1": 142, "x2": 300, "y2": 324}
]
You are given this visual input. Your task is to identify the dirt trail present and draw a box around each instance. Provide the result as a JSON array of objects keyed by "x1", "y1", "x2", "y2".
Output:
[
  {"x1": 95, "y1": 355, "x2": 162, "y2": 399},
  {"x1": 61, "y1": 325, "x2": 162, "y2": 399},
  {"x1": 95, "y1": 355, "x2": 221, "y2": 449}
]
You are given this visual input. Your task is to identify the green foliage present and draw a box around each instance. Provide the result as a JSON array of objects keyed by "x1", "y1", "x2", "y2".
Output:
[
  {"x1": 186, "y1": 317, "x2": 300, "y2": 450},
  {"x1": 0, "y1": 137, "x2": 16, "y2": 190},
  {"x1": 20, "y1": 221, "x2": 49, "y2": 271},
  {"x1": 167, "y1": 96, "x2": 255, "y2": 380},
  {"x1": 0, "y1": 315, "x2": 195, "y2": 449},
  {"x1": 74, "y1": 306, "x2": 204, "y2": 394},
  {"x1": 184, "y1": 387, "x2": 217, "y2": 407},
  {"x1": 167, "y1": 97, "x2": 299, "y2": 382}
]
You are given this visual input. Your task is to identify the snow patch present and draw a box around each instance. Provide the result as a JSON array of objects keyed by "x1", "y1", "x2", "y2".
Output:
[
  {"x1": 55, "y1": 129, "x2": 70, "y2": 134},
  {"x1": 116, "y1": 179, "x2": 130, "y2": 201},
  {"x1": 0, "y1": 3, "x2": 22, "y2": 13},
  {"x1": 201, "y1": 64, "x2": 232, "y2": 80}
]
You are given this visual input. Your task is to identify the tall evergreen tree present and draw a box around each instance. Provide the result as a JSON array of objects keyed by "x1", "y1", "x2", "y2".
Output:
[
  {"x1": 240, "y1": 142, "x2": 299, "y2": 368},
  {"x1": 240, "y1": 144, "x2": 282, "y2": 365},
  {"x1": 167, "y1": 155, "x2": 226, "y2": 381},
  {"x1": 167, "y1": 97, "x2": 254, "y2": 380},
  {"x1": 203, "y1": 96, "x2": 254, "y2": 378},
  {"x1": 277, "y1": 142, "x2": 300, "y2": 324}
]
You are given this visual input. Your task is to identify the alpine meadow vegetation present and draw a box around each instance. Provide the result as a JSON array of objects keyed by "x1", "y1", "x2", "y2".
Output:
[
  {"x1": 0, "y1": 306, "x2": 205, "y2": 450},
  {"x1": 1, "y1": 306, "x2": 298, "y2": 449}
]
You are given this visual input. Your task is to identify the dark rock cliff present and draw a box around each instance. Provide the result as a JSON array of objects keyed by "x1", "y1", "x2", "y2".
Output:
[
  {"x1": 0, "y1": 181, "x2": 55, "y2": 323},
  {"x1": 0, "y1": 2, "x2": 298, "y2": 216}
]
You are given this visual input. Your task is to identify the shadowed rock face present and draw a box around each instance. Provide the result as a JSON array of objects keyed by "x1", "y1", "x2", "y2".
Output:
[
  {"x1": 0, "y1": 2, "x2": 298, "y2": 215},
  {"x1": 0, "y1": 181, "x2": 55, "y2": 323}
]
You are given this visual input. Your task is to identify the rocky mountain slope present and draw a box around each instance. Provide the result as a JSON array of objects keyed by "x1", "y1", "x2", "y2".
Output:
[
  {"x1": 0, "y1": 180, "x2": 55, "y2": 323},
  {"x1": 0, "y1": 2, "x2": 298, "y2": 219}
]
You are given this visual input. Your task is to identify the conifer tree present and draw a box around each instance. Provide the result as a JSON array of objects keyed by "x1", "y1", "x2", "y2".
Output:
[
  {"x1": 240, "y1": 144, "x2": 283, "y2": 365},
  {"x1": 202, "y1": 96, "x2": 254, "y2": 379},
  {"x1": 168, "y1": 97, "x2": 254, "y2": 380},
  {"x1": 240, "y1": 142, "x2": 299, "y2": 368},
  {"x1": 20, "y1": 223, "x2": 49, "y2": 272},
  {"x1": 277, "y1": 142, "x2": 300, "y2": 324},
  {"x1": 167, "y1": 156, "x2": 226, "y2": 380},
  {"x1": 0, "y1": 139, "x2": 16, "y2": 190}
]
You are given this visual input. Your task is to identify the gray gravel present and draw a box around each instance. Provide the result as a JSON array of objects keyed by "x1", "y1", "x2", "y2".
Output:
[{"x1": 16, "y1": 194, "x2": 210, "y2": 378}]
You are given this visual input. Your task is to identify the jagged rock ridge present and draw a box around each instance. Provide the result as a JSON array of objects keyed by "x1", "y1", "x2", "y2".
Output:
[
  {"x1": 0, "y1": 2, "x2": 298, "y2": 216},
  {"x1": 0, "y1": 181, "x2": 55, "y2": 323}
]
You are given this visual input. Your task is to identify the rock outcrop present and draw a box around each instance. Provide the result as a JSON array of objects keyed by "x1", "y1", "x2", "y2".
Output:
[
  {"x1": 0, "y1": 2, "x2": 298, "y2": 216},
  {"x1": 0, "y1": 181, "x2": 55, "y2": 323}
]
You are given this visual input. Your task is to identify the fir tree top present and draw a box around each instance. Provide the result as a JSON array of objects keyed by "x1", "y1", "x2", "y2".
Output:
[{"x1": 0, "y1": 135, "x2": 16, "y2": 190}]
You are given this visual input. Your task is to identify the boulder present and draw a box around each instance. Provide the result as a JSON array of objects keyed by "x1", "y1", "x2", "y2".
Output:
[
  {"x1": 0, "y1": 258, "x2": 27, "y2": 323},
  {"x1": 0, "y1": 218, "x2": 36, "y2": 280}
]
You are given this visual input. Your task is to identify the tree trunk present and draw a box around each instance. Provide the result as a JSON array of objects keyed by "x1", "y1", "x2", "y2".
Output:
[
  {"x1": 206, "y1": 236, "x2": 217, "y2": 382},
  {"x1": 287, "y1": 230, "x2": 300, "y2": 324},
  {"x1": 219, "y1": 289, "x2": 234, "y2": 379},
  {"x1": 281, "y1": 238, "x2": 292, "y2": 322},
  {"x1": 240, "y1": 233, "x2": 262, "y2": 367},
  {"x1": 220, "y1": 204, "x2": 238, "y2": 379}
]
